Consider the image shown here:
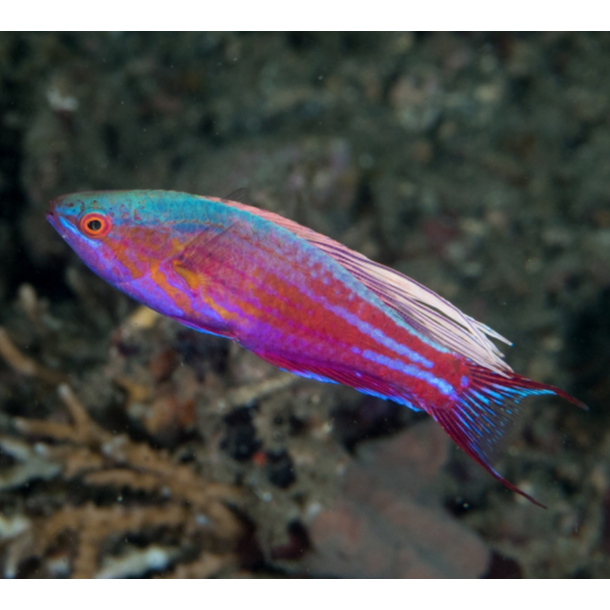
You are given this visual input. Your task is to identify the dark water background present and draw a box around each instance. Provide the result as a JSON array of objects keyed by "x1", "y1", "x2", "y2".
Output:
[{"x1": 0, "y1": 32, "x2": 608, "y2": 578}]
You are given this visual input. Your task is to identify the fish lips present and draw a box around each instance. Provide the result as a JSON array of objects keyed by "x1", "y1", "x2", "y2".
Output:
[
  {"x1": 46, "y1": 200, "x2": 79, "y2": 241},
  {"x1": 45, "y1": 206, "x2": 61, "y2": 232}
]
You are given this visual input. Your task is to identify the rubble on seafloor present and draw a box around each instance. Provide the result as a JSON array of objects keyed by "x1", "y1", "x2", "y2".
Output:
[{"x1": 300, "y1": 420, "x2": 489, "y2": 578}]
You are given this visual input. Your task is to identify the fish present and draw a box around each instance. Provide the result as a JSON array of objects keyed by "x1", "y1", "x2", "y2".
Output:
[{"x1": 46, "y1": 190, "x2": 586, "y2": 507}]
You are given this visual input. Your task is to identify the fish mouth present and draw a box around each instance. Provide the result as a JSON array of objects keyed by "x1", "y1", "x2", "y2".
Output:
[
  {"x1": 46, "y1": 203, "x2": 61, "y2": 232},
  {"x1": 46, "y1": 206, "x2": 58, "y2": 226},
  {"x1": 46, "y1": 200, "x2": 73, "y2": 239}
]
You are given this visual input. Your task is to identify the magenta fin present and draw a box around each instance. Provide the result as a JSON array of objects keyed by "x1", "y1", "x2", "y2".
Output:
[
  {"x1": 252, "y1": 348, "x2": 419, "y2": 409},
  {"x1": 428, "y1": 365, "x2": 587, "y2": 508}
]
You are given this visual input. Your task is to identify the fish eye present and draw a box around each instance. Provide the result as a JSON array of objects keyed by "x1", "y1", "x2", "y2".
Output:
[{"x1": 79, "y1": 212, "x2": 111, "y2": 238}]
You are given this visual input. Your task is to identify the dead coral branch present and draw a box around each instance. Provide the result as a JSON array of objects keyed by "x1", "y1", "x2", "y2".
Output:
[{"x1": 5, "y1": 384, "x2": 243, "y2": 578}]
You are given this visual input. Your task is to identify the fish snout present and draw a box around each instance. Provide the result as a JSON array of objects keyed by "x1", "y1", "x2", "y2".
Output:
[
  {"x1": 46, "y1": 196, "x2": 80, "y2": 237},
  {"x1": 46, "y1": 201, "x2": 59, "y2": 228},
  {"x1": 46, "y1": 195, "x2": 84, "y2": 229}
]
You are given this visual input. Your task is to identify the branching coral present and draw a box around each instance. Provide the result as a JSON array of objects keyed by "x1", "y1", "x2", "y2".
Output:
[{"x1": 1, "y1": 380, "x2": 243, "y2": 578}]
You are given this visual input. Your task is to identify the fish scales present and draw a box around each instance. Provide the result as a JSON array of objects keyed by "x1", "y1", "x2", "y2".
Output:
[{"x1": 47, "y1": 190, "x2": 586, "y2": 507}]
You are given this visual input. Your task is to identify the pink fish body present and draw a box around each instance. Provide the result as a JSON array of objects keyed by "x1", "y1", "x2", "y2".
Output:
[{"x1": 47, "y1": 190, "x2": 585, "y2": 506}]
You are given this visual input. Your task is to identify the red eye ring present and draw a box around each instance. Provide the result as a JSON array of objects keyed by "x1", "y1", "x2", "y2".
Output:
[{"x1": 79, "y1": 212, "x2": 111, "y2": 238}]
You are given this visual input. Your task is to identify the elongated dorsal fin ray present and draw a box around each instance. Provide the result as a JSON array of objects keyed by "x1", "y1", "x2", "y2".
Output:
[
  {"x1": 218, "y1": 195, "x2": 512, "y2": 375},
  {"x1": 223, "y1": 188, "x2": 253, "y2": 206}
]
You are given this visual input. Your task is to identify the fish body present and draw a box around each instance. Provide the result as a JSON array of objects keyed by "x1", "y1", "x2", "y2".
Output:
[{"x1": 47, "y1": 190, "x2": 585, "y2": 506}]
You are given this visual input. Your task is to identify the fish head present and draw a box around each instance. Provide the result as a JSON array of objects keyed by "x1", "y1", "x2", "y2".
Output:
[{"x1": 47, "y1": 190, "x2": 190, "y2": 286}]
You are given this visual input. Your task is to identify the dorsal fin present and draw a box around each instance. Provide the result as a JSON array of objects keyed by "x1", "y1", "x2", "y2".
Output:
[{"x1": 214, "y1": 196, "x2": 513, "y2": 375}]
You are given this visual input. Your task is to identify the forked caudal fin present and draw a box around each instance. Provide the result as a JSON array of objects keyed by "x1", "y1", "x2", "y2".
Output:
[{"x1": 427, "y1": 363, "x2": 587, "y2": 508}]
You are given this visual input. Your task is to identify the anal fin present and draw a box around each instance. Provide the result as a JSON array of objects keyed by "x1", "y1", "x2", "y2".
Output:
[{"x1": 253, "y1": 348, "x2": 420, "y2": 411}]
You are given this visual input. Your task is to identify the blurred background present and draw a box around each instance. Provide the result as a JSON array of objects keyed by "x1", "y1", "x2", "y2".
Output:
[{"x1": 0, "y1": 32, "x2": 608, "y2": 578}]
